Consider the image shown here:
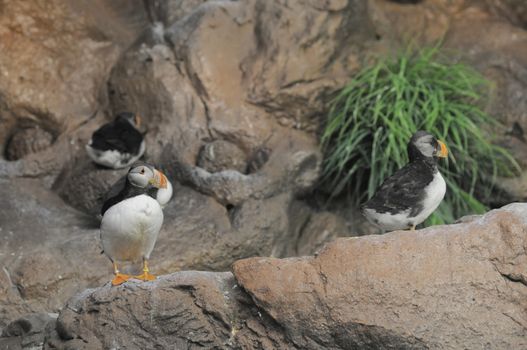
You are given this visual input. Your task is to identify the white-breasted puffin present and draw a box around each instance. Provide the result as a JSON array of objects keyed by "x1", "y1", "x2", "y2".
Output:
[
  {"x1": 361, "y1": 131, "x2": 449, "y2": 232},
  {"x1": 100, "y1": 162, "x2": 168, "y2": 285},
  {"x1": 86, "y1": 112, "x2": 145, "y2": 169}
]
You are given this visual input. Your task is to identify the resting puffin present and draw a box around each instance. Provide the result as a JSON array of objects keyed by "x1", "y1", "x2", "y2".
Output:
[
  {"x1": 100, "y1": 162, "x2": 168, "y2": 285},
  {"x1": 361, "y1": 131, "x2": 449, "y2": 232},
  {"x1": 86, "y1": 112, "x2": 145, "y2": 169}
]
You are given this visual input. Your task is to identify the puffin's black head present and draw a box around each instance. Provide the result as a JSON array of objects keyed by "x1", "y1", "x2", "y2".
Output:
[
  {"x1": 407, "y1": 130, "x2": 448, "y2": 162},
  {"x1": 127, "y1": 162, "x2": 167, "y2": 189},
  {"x1": 116, "y1": 112, "x2": 141, "y2": 128}
]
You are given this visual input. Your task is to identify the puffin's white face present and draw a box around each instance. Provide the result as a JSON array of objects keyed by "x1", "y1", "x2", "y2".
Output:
[
  {"x1": 412, "y1": 132, "x2": 449, "y2": 159},
  {"x1": 414, "y1": 134, "x2": 436, "y2": 158},
  {"x1": 128, "y1": 165, "x2": 154, "y2": 188},
  {"x1": 128, "y1": 164, "x2": 168, "y2": 189}
]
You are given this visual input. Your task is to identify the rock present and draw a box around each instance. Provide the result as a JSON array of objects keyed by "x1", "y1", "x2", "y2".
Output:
[
  {"x1": 0, "y1": 313, "x2": 57, "y2": 350},
  {"x1": 107, "y1": 40, "x2": 210, "y2": 165},
  {"x1": 292, "y1": 210, "x2": 348, "y2": 257},
  {"x1": 5, "y1": 126, "x2": 54, "y2": 161},
  {"x1": 108, "y1": 0, "x2": 377, "y2": 170},
  {"x1": 4, "y1": 0, "x2": 527, "y2": 343},
  {"x1": 54, "y1": 162, "x2": 128, "y2": 216},
  {"x1": 162, "y1": 0, "x2": 375, "y2": 134},
  {"x1": 18, "y1": 203, "x2": 526, "y2": 349},
  {"x1": 231, "y1": 0, "x2": 376, "y2": 132},
  {"x1": 388, "y1": 0, "x2": 423, "y2": 3},
  {"x1": 0, "y1": 146, "x2": 333, "y2": 328},
  {"x1": 0, "y1": 0, "x2": 144, "y2": 146},
  {"x1": 197, "y1": 140, "x2": 247, "y2": 173},
  {"x1": 233, "y1": 203, "x2": 527, "y2": 349},
  {"x1": 172, "y1": 129, "x2": 321, "y2": 206},
  {"x1": 0, "y1": 178, "x2": 108, "y2": 329},
  {"x1": 0, "y1": 0, "x2": 147, "y2": 179},
  {"x1": 246, "y1": 147, "x2": 271, "y2": 174},
  {"x1": 144, "y1": 0, "x2": 210, "y2": 27},
  {"x1": 483, "y1": 0, "x2": 527, "y2": 28},
  {"x1": 43, "y1": 272, "x2": 292, "y2": 349}
]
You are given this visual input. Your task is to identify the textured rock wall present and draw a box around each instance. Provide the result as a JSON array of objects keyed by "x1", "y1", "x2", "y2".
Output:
[
  {"x1": 2, "y1": 0, "x2": 527, "y2": 340},
  {"x1": 0, "y1": 204, "x2": 520, "y2": 349},
  {"x1": 0, "y1": 0, "x2": 368, "y2": 328}
]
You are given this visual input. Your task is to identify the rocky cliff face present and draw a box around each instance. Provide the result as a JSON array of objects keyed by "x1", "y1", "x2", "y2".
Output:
[
  {"x1": 1, "y1": 0, "x2": 527, "y2": 346},
  {"x1": 2, "y1": 204, "x2": 526, "y2": 349}
]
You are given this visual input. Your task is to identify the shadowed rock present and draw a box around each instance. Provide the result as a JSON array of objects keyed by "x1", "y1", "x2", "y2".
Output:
[{"x1": 0, "y1": 313, "x2": 57, "y2": 350}]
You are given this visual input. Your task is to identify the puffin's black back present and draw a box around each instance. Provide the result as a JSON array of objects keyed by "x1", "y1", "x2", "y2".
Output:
[
  {"x1": 362, "y1": 161, "x2": 436, "y2": 216},
  {"x1": 91, "y1": 115, "x2": 143, "y2": 154},
  {"x1": 101, "y1": 177, "x2": 159, "y2": 215}
]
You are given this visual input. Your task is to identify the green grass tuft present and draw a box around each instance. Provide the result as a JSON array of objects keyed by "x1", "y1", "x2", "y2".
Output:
[{"x1": 320, "y1": 46, "x2": 520, "y2": 225}]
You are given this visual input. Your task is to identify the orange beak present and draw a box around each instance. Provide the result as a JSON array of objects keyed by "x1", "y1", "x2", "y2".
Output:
[
  {"x1": 149, "y1": 170, "x2": 168, "y2": 188},
  {"x1": 437, "y1": 140, "x2": 448, "y2": 158},
  {"x1": 134, "y1": 114, "x2": 142, "y2": 127},
  {"x1": 157, "y1": 170, "x2": 168, "y2": 189}
]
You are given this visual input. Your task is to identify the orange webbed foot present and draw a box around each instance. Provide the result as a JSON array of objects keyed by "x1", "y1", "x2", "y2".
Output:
[
  {"x1": 111, "y1": 272, "x2": 131, "y2": 286},
  {"x1": 134, "y1": 271, "x2": 156, "y2": 282},
  {"x1": 135, "y1": 258, "x2": 156, "y2": 282}
]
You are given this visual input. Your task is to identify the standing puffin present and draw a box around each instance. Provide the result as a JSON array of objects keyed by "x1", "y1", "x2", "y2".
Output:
[
  {"x1": 362, "y1": 131, "x2": 449, "y2": 232},
  {"x1": 86, "y1": 112, "x2": 145, "y2": 169},
  {"x1": 100, "y1": 162, "x2": 168, "y2": 285}
]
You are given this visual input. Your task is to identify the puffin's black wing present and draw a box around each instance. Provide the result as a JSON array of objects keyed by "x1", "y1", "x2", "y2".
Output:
[
  {"x1": 362, "y1": 162, "x2": 435, "y2": 216},
  {"x1": 101, "y1": 176, "x2": 160, "y2": 216},
  {"x1": 91, "y1": 119, "x2": 143, "y2": 154},
  {"x1": 101, "y1": 176, "x2": 128, "y2": 216}
]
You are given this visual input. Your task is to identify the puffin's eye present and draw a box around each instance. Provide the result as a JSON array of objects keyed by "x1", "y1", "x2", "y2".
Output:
[{"x1": 140, "y1": 168, "x2": 145, "y2": 174}]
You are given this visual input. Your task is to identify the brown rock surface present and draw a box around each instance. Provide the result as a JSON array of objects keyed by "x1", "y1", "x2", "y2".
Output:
[
  {"x1": 3, "y1": 203, "x2": 520, "y2": 349},
  {"x1": 197, "y1": 140, "x2": 248, "y2": 173},
  {"x1": 1, "y1": 0, "x2": 363, "y2": 327},
  {"x1": 107, "y1": 0, "x2": 376, "y2": 165},
  {"x1": 0, "y1": 0, "x2": 146, "y2": 151},
  {"x1": 0, "y1": 0, "x2": 148, "y2": 178},
  {"x1": 0, "y1": 151, "x2": 339, "y2": 329},
  {"x1": 3, "y1": 0, "x2": 527, "y2": 344},
  {"x1": 43, "y1": 272, "x2": 292, "y2": 350},
  {"x1": 233, "y1": 203, "x2": 527, "y2": 349}
]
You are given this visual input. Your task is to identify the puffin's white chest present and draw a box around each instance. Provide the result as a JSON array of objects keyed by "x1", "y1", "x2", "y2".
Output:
[
  {"x1": 412, "y1": 171, "x2": 446, "y2": 223},
  {"x1": 100, "y1": 194, "x2": 163, "y2": 262},
  {"x1": 363, "y1": 171, "x2": 446, "y2": 231},
  {"x1": 156, "y1": 180, "x2": 173, "y2": 208}
]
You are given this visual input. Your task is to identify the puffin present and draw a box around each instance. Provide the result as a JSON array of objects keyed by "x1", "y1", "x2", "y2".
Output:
[
  {"x1": 104, "y1": 171, "x2": 173, "y2": 209},
  {"x1": 86, "y1": 112, "x2": 145, "y2": 169},
  {"x1": 100, "y1": 162, "x2": 168, "y2": 285},
  {"x1": 361, "y1": 130, "x2": 449, "y2": 232}
]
